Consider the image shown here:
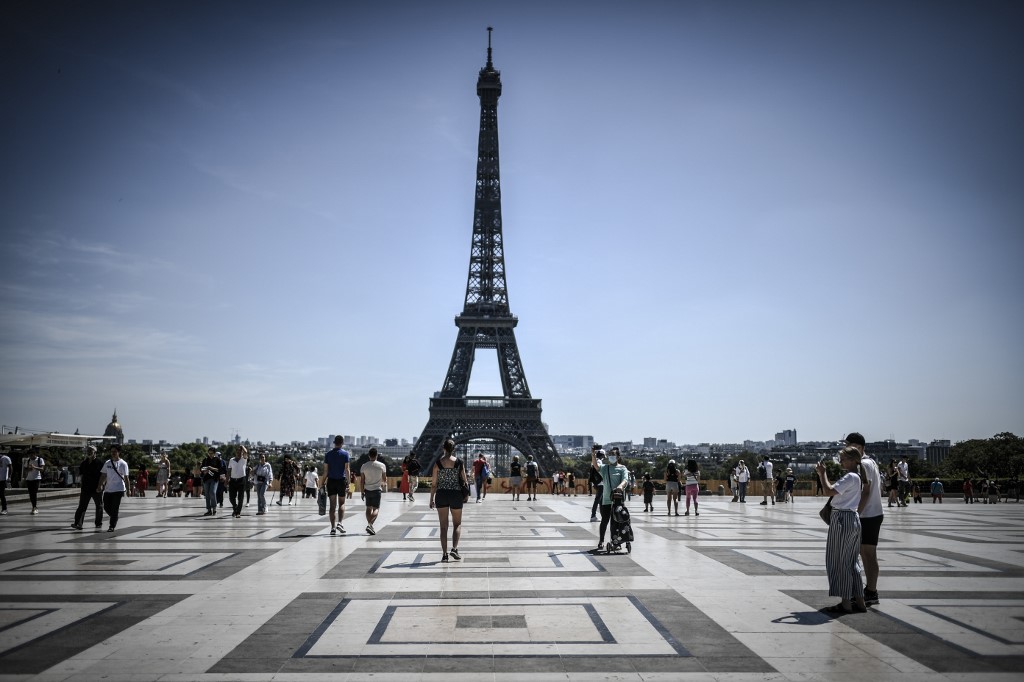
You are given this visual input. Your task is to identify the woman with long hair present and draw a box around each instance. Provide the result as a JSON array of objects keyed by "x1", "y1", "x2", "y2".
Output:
[
  {"x1": 429, "y1": 439, "x2": 469, "y2": 563},
  {"x1": 683, "y1": 459, "x2": 700, "y2": 516},
  {"x1": 664, "y1": 459, "x2": 681, "y2": 516}
]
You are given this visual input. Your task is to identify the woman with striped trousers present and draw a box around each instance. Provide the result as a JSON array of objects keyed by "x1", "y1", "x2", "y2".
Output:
[{"x1": 816, "y1": 446, "x2": 868, "y2": 614}]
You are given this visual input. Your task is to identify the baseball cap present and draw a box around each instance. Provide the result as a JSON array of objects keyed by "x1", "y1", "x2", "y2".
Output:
[{"x1": 844, "y1": 432, "x2": 866, "y2": 446}]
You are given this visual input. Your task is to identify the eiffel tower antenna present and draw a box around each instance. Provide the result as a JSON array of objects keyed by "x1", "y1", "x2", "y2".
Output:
[{"x1": 412, "y1": 28, "x2": 560, "y2": 475}]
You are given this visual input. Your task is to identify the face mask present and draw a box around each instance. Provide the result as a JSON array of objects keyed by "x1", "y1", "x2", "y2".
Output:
[{"x1": 607, "y1": 456, "x2": 617, "y2": 464}]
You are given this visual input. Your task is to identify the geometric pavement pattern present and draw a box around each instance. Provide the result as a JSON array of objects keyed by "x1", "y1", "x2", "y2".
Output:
[{"x1": 0, "y1": 490, "x2": 1022, "y2": 680}]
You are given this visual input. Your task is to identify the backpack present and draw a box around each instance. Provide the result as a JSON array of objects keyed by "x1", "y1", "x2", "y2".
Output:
[
  {"x1": 758, "y1": 463, "x2": 767, "y2": 480},
  {"x1": 526, "y1": 460, "x2": 538, "y2": 477},
  {"x1": 407, "y1": 459, "x2": 421, "y2": 476}
]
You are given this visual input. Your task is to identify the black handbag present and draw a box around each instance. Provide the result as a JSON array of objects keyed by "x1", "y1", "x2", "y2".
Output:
[
  {"x1": 819, "y1": 497, "x2": 832, "y2": 525},
  {"x1": 317, "y1": 488, "x2": 327, "y2": 516},
  {"x1": 457, "y1": 460, "x2": 471, "y2": 501}
]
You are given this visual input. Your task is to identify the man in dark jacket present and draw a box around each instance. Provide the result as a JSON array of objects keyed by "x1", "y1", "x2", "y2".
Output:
[{"x1": 71, "y1": 445, "x2": 104, "y2": 530}]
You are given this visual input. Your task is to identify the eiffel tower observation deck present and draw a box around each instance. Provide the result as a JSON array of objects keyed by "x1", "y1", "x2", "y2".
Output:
[{"x1": 412, "y1": 29, "x2": 560, "y2": 475}]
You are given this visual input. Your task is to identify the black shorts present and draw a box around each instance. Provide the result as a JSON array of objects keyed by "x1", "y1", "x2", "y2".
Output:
[
  {"x1": 326, "y1": 478, "x2": 347, "y2": 496},
  {"x1": 861, "y1": 514, "x2": 883, "y2": 546},
  {"x1": 433, "y1": 489, "x2": 464, "y2": 510},
  {"x1": 364, "y1": 489, "x2": 382, "y2": 509}
]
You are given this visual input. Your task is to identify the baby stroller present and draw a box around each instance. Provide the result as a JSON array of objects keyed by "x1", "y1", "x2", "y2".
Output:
[{"x1": 607, "y1": 489, "x2": 633, "y2": 554}]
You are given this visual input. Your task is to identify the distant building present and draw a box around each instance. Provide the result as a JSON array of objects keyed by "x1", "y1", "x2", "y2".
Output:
[
  {"x1": 926, "y1": 440, "x2": 951, "y2": 466},
  {"x1": 775, "y1": 429, "x2": 797, "y2": 447},
  {"x1": 552, "y1": 435, "x2": 594, "y2": 451},
  {"x1": 103, "y1": 410, "x2": 124, "y2": 446}
]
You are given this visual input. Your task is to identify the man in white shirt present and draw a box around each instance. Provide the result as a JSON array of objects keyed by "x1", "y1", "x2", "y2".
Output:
[
  {"x1": 226, "y1": 446, "x2": 249, "y2": 518},
  {"x1": 24, "y1": 449, "x2": 45, "y2": 514},
  {"x1": 97, "y1": 445, "x2": 131, "y2": 532},
  {"x1": 359, "y1": 448, "x2": 388, "y2": 536},
  {"x1": 0, "y1": 451, "x2": 11, "y2": 514},
  {"x1": 896, "y1": 456, "x2": 910, "y2": 507},
  {"x1": 759, "y1": 455, "x2": 775, "y2": 506},
  {"x1": 846, "y1": 432, "x2": 884, "y2": 606}
]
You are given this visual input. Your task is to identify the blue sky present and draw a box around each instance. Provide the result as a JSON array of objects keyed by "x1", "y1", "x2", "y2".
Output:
[{"x1": 2, "y1": 1, "x2": 1021, "y2": 446}]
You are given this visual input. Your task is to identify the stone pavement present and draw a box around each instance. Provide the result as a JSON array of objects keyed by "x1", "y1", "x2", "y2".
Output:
[{"x1": 0, "y1": 490, "x2": 1022, "y2": 681}]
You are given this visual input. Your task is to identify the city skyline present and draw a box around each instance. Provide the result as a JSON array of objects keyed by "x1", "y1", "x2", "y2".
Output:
[{"x1": 2, "y1": 2, "x2": 1022, "y2": 447}]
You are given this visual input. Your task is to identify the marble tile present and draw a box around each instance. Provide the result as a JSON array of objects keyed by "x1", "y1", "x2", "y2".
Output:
[{"x1": 0, "y1": 494, "x2": 1020, "y2": 680}]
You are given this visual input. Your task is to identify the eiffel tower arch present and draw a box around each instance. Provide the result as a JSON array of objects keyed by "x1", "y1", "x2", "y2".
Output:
[{"x1": 413, "y1": 29, "x2": 560, "y2": 475}]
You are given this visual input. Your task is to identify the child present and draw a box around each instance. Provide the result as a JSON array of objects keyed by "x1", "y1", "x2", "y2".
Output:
[{"x1": 642, "y1": 473, "x2": 655, "y2": 512}]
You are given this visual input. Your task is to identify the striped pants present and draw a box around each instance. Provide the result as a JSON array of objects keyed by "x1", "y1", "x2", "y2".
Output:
[{"x1": 825, "y1": 509, "x2": 864, "y2": 599}]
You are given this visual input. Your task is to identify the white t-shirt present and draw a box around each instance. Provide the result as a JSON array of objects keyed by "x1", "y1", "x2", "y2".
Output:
[
  {"x1": 0, "y1": 454, "x2": 11, "y2": 482},
  {"x1": 304, "y1": 470, "x2": 319, "y2": 488},
  {"x1": 227, "y1": 457, "x2": 248, "y2": 479},
  {"x1": 25, "y1": 456, "x2": 44, "y2": 481},
  {"x1": 897, "y1": 461, "x2": 909, "y2": 482},
  {"x1": 361, "y1": 460, "x2": 387, "y2": 491},
  {"x1": 737, "y1": 466, "x2": 750, "y2": 482},
  {"x1": 859, "y1": 456, "x2": 884, "y2": 518},
  {"x1": 762, "y1": 460, "x2": 773, "y2": 481},
  {"x1": 102, "y1": 459, "x2": 130, "y2": 493},
  {"x1": 832, "y1": 471, "x2": 862, "y2": 511}
]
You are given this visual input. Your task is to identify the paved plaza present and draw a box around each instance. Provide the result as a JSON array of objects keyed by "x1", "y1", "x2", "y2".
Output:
[{"x1": 0, "y1": 490, "x2": 1022, "y2": 681}]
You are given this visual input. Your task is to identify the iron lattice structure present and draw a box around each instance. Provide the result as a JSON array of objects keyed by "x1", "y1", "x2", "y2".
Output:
[{"x1": 413, "y1": 30, "x2": 560, "y2": 475}]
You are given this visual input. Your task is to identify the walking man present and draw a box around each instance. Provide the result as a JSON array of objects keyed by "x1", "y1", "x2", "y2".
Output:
[
  {"x1": 24, "y1": 448, "x2": 45, "y2": 514},
  {"x1": 71, "y1": 445, "x2": 104, "y2": 529},
  {"x1": 0, "y1": 449, "x2": 11, "y2": 515},
  {"x1": 472, "y1": 453, "x2": 487, "y2": 503},
  {"x1": 227, "y1": 446, "x2": 248, "y2": 518},
  {"x1": 846, "y1": 432, "x2": 884, "y2": 607},
  {"x1": 759, "y1": 455, "x2": 775, "y2": 505},
  {"x1": 360, "y1": 447, "x2": 387, "y2": 535},
  {"x1": 323, "y1": 435, "x2": 350, "y2": 535},
  {"x1": 896, "y1": 456, "x2": 910, "y2": 507},
  {"x1": 97, "y1": 445, "x2": 131, "y2": 532}
]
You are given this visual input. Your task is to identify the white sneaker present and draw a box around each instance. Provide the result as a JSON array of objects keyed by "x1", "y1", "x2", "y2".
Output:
[
  {"x1": 336, "y1": 525, "x2": 346, "y2": 534},
  {"x1": 366, "y1": 524, "x2": 375, "y2": 535},
  {"x1": 31, "y1": 508, "x2": 38, "y2": 515}
]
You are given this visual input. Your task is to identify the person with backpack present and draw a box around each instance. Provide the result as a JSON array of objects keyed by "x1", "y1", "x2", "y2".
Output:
[
  {"x1": 509, "y1": 455, "x2": 523, "y2": 501},
  {"x1": 472, "y1": 453, "x2": 488, "y2": 503},
  {"x1": 524, "y1": 454, "x2": 539, "y2": 501},
  {"x1": 759, "y1": 455, "x2": 775, "y2": 506},
  {"x1": 24, "y1": 448, "x2": 45, "y2": 514}
]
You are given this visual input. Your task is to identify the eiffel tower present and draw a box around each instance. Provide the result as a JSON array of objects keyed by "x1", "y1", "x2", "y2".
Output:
[{"x1": 412, "y1": 29, "x2": 560, "y2": 475}]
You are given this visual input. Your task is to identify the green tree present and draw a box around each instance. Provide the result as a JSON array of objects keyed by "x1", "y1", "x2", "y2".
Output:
[
  {"x1": 942, "y1": 432, "x2": 1024, "y2": 480},
  {"x1": 117, "y1": 444, "x2": 151, "y2": 474},
  {"x1": 169, "y1": 443, "x2": 207, "y2": 475}
]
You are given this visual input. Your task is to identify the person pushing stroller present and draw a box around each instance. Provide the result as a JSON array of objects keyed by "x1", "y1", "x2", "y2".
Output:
[{"x1": 591, "y1": 446, "x2": 630, "y2": 553}]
